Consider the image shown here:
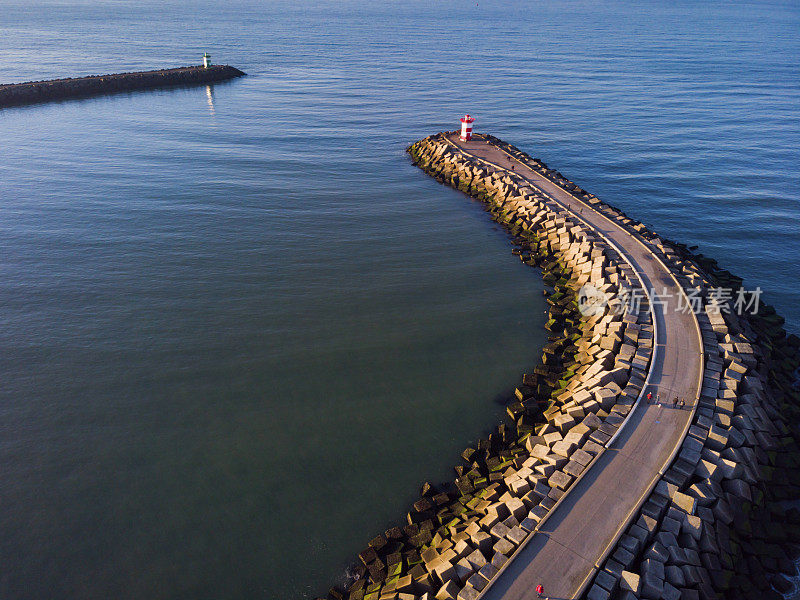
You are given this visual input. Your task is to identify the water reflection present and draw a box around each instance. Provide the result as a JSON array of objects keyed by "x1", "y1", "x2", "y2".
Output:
[{"x1": 205, "y1": 85, "x2": 215, "y2": 115}]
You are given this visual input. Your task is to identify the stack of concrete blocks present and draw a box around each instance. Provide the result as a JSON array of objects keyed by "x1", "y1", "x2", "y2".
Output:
[{"x1": 582, "y1": 260, "x2": 795, "y2": 600}]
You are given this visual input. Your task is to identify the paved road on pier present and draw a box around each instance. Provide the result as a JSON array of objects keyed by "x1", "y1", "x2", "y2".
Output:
[{"x1": 447, "y1": 133, "x2": 704, "y2": 599}]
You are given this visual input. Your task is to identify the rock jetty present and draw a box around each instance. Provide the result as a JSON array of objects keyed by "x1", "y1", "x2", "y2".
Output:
[
  {"x1": 319, "y1": 132, "x2": 800, "y2": 600},
  {"x1": 323, "y1": 133, "x2": 657, "y2": 600},
  {"x1": 0, "y1": 65, "x2": 245, "y2": 108},
  {"x1": 582, "y1": 250, "x2": 800, "y2": 600}
]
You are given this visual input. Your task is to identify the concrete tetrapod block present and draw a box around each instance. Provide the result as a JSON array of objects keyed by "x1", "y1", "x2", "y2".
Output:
[
  {"x1": 429, "y1": 557, "x2": 457, "y2": 586},
  {"x1": 682, "y1": 514, "x2": 703, "y2": 541},
  {"x1": 434, "y1": 580, "x2": 460, "y2": 600},
  {"x1": 661, "y1": 581, "x2": 681, "y2": 600},
  {"x1": 455, "y1": 586, "x2": 479, "y2": 600},
  {"x1": 529, "y1": 444, "x2": 550, "y2": 459},
  {"x1": 706, "y1": 424, "x2": 730, "y2": 451},
  {"x1": 477, "y1": 512, "x2": 497, "y2": 534},
  {"x1": 482, "y1": 504, "x2": 505, "y2": 524},
  {"x1": 464, "y1": 549, "x2": 487, "y2": 571},
  {"x1": 508, "y1": 478, "x2": 530, "y2": 496},
  {"x1": 396, "y1": 574, "x2": 415, "y2": 592},
  {"x1": 552, "y1": 439, "x2": 577, "y2": 458},
  {"x1": 642, "y1": 494, "x2": 669, "y2": 522},
  {"x1": 665, "y1": 564, "x2": 686, "y2": 588},
  {"x1": 686, "y1": 482, "x2": 716, "y2": 506},
  {"x1": 612, "y1": 546, "x2": 636, "y2": 569},
  {"x1": 582, "y1": 412, "x2": 603, "y2": 430},
  {"x1": 454, "y1": 558, "x2": 473, "y2": 586},
  {"x1": 620, "y1": 570, "x2": 641, "y2": 593},
  {"x1": 604, "y1": 558, "x2": 625, "y2": 579},
  {"x1": 543, "y1": 432, "x2": 563, "y2": 447},
  {"x1": 722, "y1": 478, "x2": 752, "y2": 501},
  {"x1": 544, "y1": 454, "x2": 568, "y2": 470},
  {"x1": 520, "y1": 490, "x2": 540, "y2": 509},
  {"x1": 717, "y1": 457, "x2": 743, "y2": 479},
  {"x1": 644, "y1": 541, "x2": 669, "y2": 563},
  {"x1": 415, "y1": 572, "x2": 436, "y2": 594},
  {"x1": 507, "y1": 497, "x2": 528, "y2": 521},
  {"x1": 490, "y1": 552, "x2": 508, "y2": 570},
  {"x1": 627, "y1": 523, "x2": 649, "y2": 548},
  {"x1": 493, "y1": 538, "x2": 514, "y2": 557},
  {"x1": 656, "y1": 479, "x2": 679, "y2": 500},
  {"x1": 618, "y1": 534, "x2": 641, "y2": 557},
  {"x1": 563, "y1": 460, "x2": 585, "y2": 478},
  {"x1": 534, "y1": 462, "x2": 556, "y2": 478},
  {"x1": 489, "y1": 522, "x2": 510, "y2": 541},
  {"x1": 548, "y1": 470, "x2": 574, "y2": 491},
  {"x1": 465, "y1": 573, "x2": 486, "y2": 592},
  {"x1": 594, "y1": 388, "x2": 618, "y2": 412},
  {"x1": 586, "y1": 583, "x2": 611, "y2": 600},
  {"x1": 594, "y1": 569, "x2": 618, "y2": 592},
  {"x1": 529, "y1": 504, "x2": 549, "y2": 522},
  {"x1": 553, "y1": 413, "x2": 576, "y2": 433},
  {"x1": 694, "y1": 459, "x2": 721, "y2": 482},
  {"x1": 533, "y1": 480, "x2": 550, "y2": 498},
  {"x1": 477, "y1": 562, "x2": 498, "y2": 583},
  {"x1": 506, "y1": 525, "x2": 528, "y2": 546},
  {"x1": 641, "y1": 574, "x2": 664, "y2": 599},
  {"x1": 471, "y1": 531, "x2": 493, "y2": 555},
  {"x1": 572, "y1": 448, "x2": 594, "y2": 466},
  {"x1": 564, "y1": 425, "x2": 590, "y2": 445},
  {"x1": 671, "y1": 490, "x2": 698, "y2": 515}
]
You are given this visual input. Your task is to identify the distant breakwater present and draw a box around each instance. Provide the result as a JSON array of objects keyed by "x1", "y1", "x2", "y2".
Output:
[
  {"x1": 0, "y1": 65, "x2": 245, "y2": 108},
  {"x1": 318, "y1": 132, "x2": 800, "y2": 600}
]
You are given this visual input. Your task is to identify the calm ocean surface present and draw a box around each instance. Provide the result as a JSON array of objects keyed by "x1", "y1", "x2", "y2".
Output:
[{"x1": 1, "y1": 1, "x2": 798, "y2": 598}]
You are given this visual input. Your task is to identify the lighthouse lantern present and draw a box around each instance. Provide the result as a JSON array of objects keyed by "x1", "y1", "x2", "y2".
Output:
[{"x1": 459, "y1": 114, "x2": 475, "y2": 141}]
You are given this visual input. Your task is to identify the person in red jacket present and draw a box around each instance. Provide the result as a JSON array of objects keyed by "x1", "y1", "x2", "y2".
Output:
[{"x1": 536, "y1": 583, "x2": 544, "y2": 598}]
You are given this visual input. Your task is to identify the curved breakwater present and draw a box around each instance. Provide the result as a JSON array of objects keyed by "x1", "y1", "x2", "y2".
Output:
[
  {"x1": 325, "y1": 132, "x2": 660, "y2": 599},
  {"x1": 319, "y1": 132, "x2": 800, "y2": 600}
]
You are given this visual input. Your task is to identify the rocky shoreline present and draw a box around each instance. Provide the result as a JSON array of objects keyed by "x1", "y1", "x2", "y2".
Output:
[
  {"x1": 318, "y1": 132, "x2": 800, "y2": 600},
  {"x1": 0, "y1": 65, "x2": 245, "y2": 108}
]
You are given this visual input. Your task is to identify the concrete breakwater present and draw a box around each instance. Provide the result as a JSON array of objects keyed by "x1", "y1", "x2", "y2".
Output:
[
  {"x1": 321, "y1": 131, "x2": 800, "y2": 600},
  {"x1": 582, "y1": 246, "x2": 800, "y2": 600},
  {"x1": 410, "y1": 134, "x2": 800, "y2": 600},
  {"x1": 0, "y1": 65, "x2": 245, "y2": 108},
  {"x1": 323, "y1": 132, "x2": 662, "y2": 600}
]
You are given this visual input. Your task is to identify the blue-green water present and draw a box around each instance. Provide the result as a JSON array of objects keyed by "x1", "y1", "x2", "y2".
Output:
[{"x1": 1, "y1": 1, "x2": 798, "y2": 598}]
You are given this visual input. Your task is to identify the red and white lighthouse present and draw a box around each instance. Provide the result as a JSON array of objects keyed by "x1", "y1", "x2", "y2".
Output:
[{"x1": 460, "y1": 114, "x2": 475, "y2": 141}]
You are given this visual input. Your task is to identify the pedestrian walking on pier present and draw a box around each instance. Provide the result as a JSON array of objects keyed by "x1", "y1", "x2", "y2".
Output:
[
  {"x1": 536, "y1": 583, "x2": 544, "y2": 598},
  {"x1": 647, "y1": 392, "x2": 653, "y2": 403}
]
